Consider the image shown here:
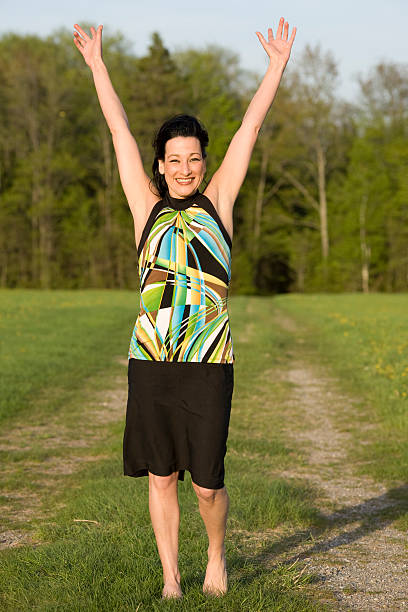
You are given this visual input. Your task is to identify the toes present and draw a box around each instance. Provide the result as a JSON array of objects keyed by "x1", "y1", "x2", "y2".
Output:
[
  {"x1": 162, "y1": 583, "x2": 183, "y2": 600},
  {"x1": 162, "y1": 591, "x2": 183, "y2": 600},
  {"x1": 203, "y1": 584, "x2": 227, "y2": 597}
]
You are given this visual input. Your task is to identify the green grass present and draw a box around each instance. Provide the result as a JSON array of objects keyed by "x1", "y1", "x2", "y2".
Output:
[
  {"x1": 0, "y1": 291, "x2": 325, "y2": 611},
  {"x1": 274, "y1": 293, "x2": 408, "y2": 483},
  {"x1": 0, "y1": 289, "x2": 138, "y2": 423},
  {"x1": 2, "y1": 290, "x2": 408, "y2": 609}
]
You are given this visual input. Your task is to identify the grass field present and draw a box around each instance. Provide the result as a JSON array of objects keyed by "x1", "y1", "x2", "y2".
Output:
[
  {"x1": 0, "y1": 289, "x2": 138, "y2": 423},
  {"x1": 273, "y1": 293, "x2": 408, "y2": 483},
  {"x1": 0, "y1": 290, "x2": 407, "y2": 610},
  {"x1": 0, "y1": 290, "x2": 324, "y2": 611}
]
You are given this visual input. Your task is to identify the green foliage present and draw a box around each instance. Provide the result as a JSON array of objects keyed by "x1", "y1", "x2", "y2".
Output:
[
  {"x1": 328, "y1": 133, "x2": 391, "y2": 291},
  {"x1": 173, "y1": 46, "x2": 243, "y2": 174},
  {"x1": 0, "y1": 31, "x2": 406, "y2": 293}
]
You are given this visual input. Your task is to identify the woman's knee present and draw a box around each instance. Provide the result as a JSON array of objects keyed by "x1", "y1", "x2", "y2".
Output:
[
  {"x1": 149, "y1": 471, "x2": 179, "y2": 492},
  {"x1": 192, "y1": 482, "x2": 225, "y2": 503}
]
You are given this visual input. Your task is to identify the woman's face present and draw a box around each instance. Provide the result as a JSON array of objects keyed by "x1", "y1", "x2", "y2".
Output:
[{"x1": 158, "y1": 136, "x2": 206, "y2": 199}]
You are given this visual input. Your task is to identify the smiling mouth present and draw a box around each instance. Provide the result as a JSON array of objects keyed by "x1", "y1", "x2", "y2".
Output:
[{"x1": 176, "y1": 178, "x2": 194, "y2": 184}]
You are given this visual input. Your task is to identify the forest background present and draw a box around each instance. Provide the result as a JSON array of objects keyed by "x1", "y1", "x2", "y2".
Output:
[{"x1": 0, "y1": 28, "x2": 407, "y2": 294}]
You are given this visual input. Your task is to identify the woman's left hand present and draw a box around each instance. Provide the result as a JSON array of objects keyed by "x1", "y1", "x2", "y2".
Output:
[{"x1": 256, "y1": 17, "x2": 297, "y2": 67}]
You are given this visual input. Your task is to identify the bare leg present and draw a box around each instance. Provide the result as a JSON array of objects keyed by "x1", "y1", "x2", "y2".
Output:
[
  {"x1": 192, "y1": 482, "x2": 229, "y2": 595},
  {"x1": 148, "y1": 472, "x2": 182, "y2": 599}
]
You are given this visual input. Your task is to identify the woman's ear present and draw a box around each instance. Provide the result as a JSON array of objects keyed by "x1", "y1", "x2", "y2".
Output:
[{"x1": 158, "y1": 159, "x2": 165, "y2": 175}]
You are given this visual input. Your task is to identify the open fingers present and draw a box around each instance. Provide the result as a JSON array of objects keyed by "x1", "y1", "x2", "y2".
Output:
[
  {"x1": 73, "y1": 36, "x2": 85, "y2": 53},
  {"x1": 258, "y1": 19, "x2": 296, "y2": 45},
  {"x1": 73, "y1": 23, "x2": 89, "y2": 40},
  {"x1": 289, "y1": 26, "x2": 297, "y2": 45},
  {"x1": 90, "y1": 25, "x2": 103, "y2": 42},
  {"x1": 276, "y1": 17, "x2": 284, "y2": 39},
  {"x1": 73, "y1": 32, "x2": 85, "y2": 47},
  {"x1": 255, "y1": 31, "x2": 269, "y2": 53}
]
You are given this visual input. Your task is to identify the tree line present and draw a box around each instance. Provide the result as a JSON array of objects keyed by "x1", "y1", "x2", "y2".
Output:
[{"x1": 0, "y1": 28, "x2": 407, "y2": 293}]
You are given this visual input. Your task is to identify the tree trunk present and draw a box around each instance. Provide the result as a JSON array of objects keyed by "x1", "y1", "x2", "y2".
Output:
[
  {"x1": 100, "y1": 126, "x2": 114, "y2": 285},
  {"x1": 0, "y1": 249, "x2": 7, "y2": 286},
  {"x1": 252, "y1": 147, "x2": 269, "y2": 259},
  {"x1": 359, "y1": 194, "x2": 370, "y2": 293},
  {"x1": 316, "y1": 141, "x2": 329, "y2": 260}
]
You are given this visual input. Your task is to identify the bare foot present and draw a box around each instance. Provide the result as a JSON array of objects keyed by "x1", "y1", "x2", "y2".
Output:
[
  {"x1": 162, "y1": 581, "x2": 183, "y2": 600},
  {"x1": 203, "y1": 554, "x2": 228, "y2": 596}
]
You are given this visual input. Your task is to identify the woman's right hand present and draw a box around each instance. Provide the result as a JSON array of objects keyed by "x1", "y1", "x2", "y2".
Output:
[
  {"x1": 73, "y1": 24, "x2": 103, "y2": 68},
  {"x1": 72, "y1": 22, "x2": 156, "y2": 222}
]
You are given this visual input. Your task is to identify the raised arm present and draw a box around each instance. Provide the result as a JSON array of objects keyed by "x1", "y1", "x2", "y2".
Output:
[
  {"x1": 205, "y1": 17, "x2": 296, "y2": 209},
  {"x1": 73, "y1": 24, "x2": 157, "y2": 214}
]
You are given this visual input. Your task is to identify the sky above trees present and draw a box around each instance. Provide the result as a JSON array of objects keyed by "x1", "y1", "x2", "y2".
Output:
[{"x1": 1, "y1": 0, "x2": 406, "y2": 101}]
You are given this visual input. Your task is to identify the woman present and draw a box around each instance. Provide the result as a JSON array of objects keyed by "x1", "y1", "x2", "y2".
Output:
[{"x1": 73, "y1": 18, "x2": 296, "y2": 599}]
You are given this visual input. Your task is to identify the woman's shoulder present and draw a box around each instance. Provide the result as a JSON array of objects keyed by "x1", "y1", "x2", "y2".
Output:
[
  {"x1": 196, "y1": 191, "x2": 233, "y2": 248},
  {"x1": 202, "y1": 182, "x2": 218, "y2": 208}
]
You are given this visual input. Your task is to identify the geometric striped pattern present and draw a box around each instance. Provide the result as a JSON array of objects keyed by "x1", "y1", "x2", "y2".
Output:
[{"x1": 129, "y1": 192, "x2": 235, "y2": 363}]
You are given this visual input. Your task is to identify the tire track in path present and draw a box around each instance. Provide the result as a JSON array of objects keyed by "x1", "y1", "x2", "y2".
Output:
[
  {"x1": 0, "y1": 358, "x2": 128, "y2": 550},
  {"x1": 270, "y1": 311, "x2": 408, "y2": 611}
]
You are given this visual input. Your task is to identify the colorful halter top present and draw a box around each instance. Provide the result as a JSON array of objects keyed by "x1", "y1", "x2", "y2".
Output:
[{"x1": 128, "y1": 191, "x2": 235, "y2": 363}]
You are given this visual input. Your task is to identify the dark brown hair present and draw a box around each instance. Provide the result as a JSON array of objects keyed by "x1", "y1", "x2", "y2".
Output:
[{"x1": 151, "y1": 114, "x2": 209, "y2": 198}]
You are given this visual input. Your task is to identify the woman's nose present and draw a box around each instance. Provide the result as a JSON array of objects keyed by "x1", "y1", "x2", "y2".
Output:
[{"x1": 180, "y1": 162, "x2": 191, "y2": 175}]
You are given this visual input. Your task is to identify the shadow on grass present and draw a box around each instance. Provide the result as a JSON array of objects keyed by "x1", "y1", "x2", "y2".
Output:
[{"x1": 239, "y1": 484, "x2": 408, "y2": 574}]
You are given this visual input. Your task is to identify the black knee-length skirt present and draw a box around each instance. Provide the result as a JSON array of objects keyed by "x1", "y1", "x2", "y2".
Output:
[{"x1": 123, "y1": 358, "x2": 234, "y2": 489}]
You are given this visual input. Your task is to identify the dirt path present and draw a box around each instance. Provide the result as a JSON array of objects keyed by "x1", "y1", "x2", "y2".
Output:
[
  {"x1": 272, "y1": 312, "x2": 408, "y2": 611},
  {"x1": 0, "y1": 358, "x2": 128, "y2": 550},
  {"x1": 2, "y1": 315, "x2": 407, "y2": 610}
]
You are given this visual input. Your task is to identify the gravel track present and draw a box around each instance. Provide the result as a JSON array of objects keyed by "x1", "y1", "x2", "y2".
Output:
[{"x1": 272, "y1": 312, "x2": 408, "y2": 611}]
